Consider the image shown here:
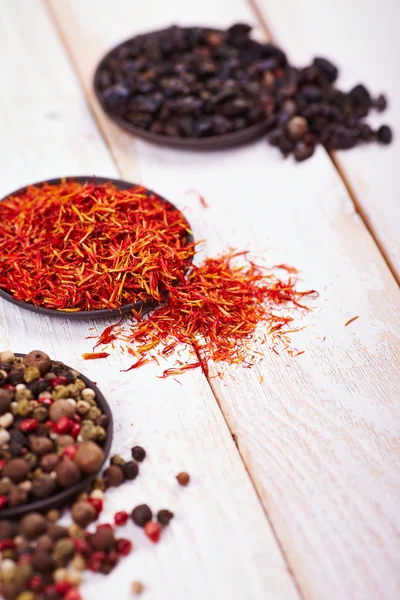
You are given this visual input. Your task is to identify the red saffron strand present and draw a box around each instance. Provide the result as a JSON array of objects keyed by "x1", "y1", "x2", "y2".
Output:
[
  {"x1": 82, "y1": 352, "x2": 110, "y2": 360},
  {"x1": 92, "y1": 250, "x2": 317, "y2": 377}
]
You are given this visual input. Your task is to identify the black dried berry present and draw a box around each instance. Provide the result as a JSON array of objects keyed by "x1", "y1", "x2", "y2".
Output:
[
  {"x1": 313, "y1": 57, "x2": 338, "y2": 83},
  {"x1": 377, "y1": 125, "x2": 392, "y2": 144},
  {"x1": 131, "y1": 504, "x2": 152, "y2": 527},
  {"x1": 131, "y1": 446, "x2": 146, "y2": 462}
]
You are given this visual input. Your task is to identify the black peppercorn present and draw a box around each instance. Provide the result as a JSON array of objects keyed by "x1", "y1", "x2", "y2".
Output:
[
  {"x1": 131, "y1": 504, "x2": 152, "y2": 527},
  {"x1": 131, "y1": 446, "x2": 146, "y2": 462},
  {"x1": 157, "y1": 509, "x2": 174, "y2": 526}
]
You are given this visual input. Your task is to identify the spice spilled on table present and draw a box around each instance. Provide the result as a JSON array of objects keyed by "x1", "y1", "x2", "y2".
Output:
[{"x1": 89, "y1": 249, "x2": 317, "y2": 377}]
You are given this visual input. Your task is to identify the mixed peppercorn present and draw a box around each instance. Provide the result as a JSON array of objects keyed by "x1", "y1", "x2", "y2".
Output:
[
  {"x1": 0, "y1": 349, "x2": 185, "y2": 599},
  {"x1": 0, "y1": 350, "x2": 109, "y2": 511},
  {"x1": 96, "y1": 23, "x2": 392, "y2": 160}
]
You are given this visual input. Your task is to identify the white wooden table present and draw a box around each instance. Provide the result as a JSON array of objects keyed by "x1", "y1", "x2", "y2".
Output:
[{"x1": 1, "y1": 1, "x2": 399, "y2": 598}]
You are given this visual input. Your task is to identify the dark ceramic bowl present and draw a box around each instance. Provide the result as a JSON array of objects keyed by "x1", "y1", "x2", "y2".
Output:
[
  {"x1": 93, "y1": 27, "x2": 270, "y2": 151},
  {"x1": 1, "y1": 354, "x2": 113, "y2": 519},
  {"x1": 0, "y1": 176, "x2": 194, "y2": 319}
]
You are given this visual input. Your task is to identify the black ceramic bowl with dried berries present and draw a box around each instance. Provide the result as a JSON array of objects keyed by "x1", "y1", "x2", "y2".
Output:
[
  {"x1": 94, "y1": 23, "x2": 284, "y2": 149},
  {"x1": 0, "y1": 350, "x2": 113, "y2": 518}
]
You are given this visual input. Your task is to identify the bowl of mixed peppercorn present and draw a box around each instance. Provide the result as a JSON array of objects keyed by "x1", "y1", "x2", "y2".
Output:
[{"x1": 0, "y1": 350, "x2": 113, "y2": 518}]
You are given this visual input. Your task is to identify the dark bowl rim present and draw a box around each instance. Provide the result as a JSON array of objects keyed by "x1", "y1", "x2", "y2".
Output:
[
  {"x1": 93, "y1": 26, "x2": 270, "y2": 151},
  {"x1": 0, "y1": 353, "x2": 113, "y2": 519},
  {"x1": 0, "y1": 175, "x2": 195, "y2": 319}
]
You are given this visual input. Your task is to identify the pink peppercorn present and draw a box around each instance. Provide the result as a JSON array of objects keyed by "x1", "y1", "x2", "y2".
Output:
[
  {"x1": 61, "y1": 445, "x2": 78, "y2": 460},
  {"x1": 55, "y1": 581, "x2": 72, "y2": 595},
  {"x1": 74, "y1": 538, "x2": 90, "y2": 556},
  {"x1": 115, "y1": 538, "x2": 132, "y2": 556},
  {"x1": 87, "y1": 497, "x2": 103, "y2": 515},
  {"x1": 51, "y1": 376, "x2": 68, "y2": 388},
  {"x1": 144, "y1": 521, "x2": 161, "y2": 543},
  {"x1": 20, "y1": 418, "x2": 39, "y2": 433},
  {"x1": 70, "y1": 423, "x2": 81, "y2": 439},
  {"x1": 0, "y1": 539, "x2": 15, "y2": 551},
  {"x1": 38, "y1": 397, "x2": 53, "y2": 406},
  {"x1": 29, "y1": 575, "x2": 43, "y2": 591},
  {"x1": 0, "y1": 460, "x2": 6, "y2": 471},
  {"x1": 54, "y1": 416, "x2": 74, "y2": 434},
  {"x1": 114, "y1": 511, "x2": 128, "y2": 526},
  {"x1": 65, "y1": 590, "x2": 83, "y2": 600}
]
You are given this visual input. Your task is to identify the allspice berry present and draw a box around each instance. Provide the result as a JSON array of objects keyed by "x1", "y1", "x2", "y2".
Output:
[
  {"x1": 29, "y1": 436, "x2": 54, "y2": 455},
  {"x1": 20, "y1": 512, "x2": 47, "y2": 540},
  {"x1": 103, "y1": 465, "x2": 124, "y2": 487},
  {"x1": 90, "y1": 527, "x2": 115, "y2": 551},
  {"x1": 71, "y1": 501, "x2": 97, "y2": 528},
  {"x1": 131, "y1": 504, "x2": 152, "y2": 527},
  {"x1": 3, "y1": 458, "x2": 29, "y2": 483},
  {"x1": 8, "y1": 487, "x2": 28, "y2": 508},
  {"x1": 49, "y1": 400, "x2": 75, "y2": 422},
  {"x1": 122, "y1": 461, "x2": 138, "y2": 481},
  {"x1": 0, "y1": 389, "x2": 13, "y2": 415},
  {"x1": 0, "y1": 519, "x2": 17, "y2": 540},
  {"x1": 23, "y1": 350, "x2": 51, "y2": 376},
  {"x1": 56, "y1": 459, "x2": 81, "y2": 488},
  {"x1": 31, "y1": 474, "x2": 57, "y2": 498},
  {"x1": 35, "y1": 535, "x2": 53, "y2": 554},
  {"x1": 40, "y1": 453, "x2": 60, "y2": 473},
  {"x1": 47, "y1": 524, "x2": 68, "y2": 541},
  {"x1": 176, "y1": 472, "x2": 190, "y2": 486},
  {"x1": 74, "y1": 441, "x2": 104, "y2": 474}
]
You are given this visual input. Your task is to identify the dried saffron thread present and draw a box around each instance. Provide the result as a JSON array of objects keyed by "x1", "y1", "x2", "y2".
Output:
[
  {"x1": 91, "y1": 250, "x2": 317, "y2": 375},
  {"x1": 0, "y1": 181, "x2": 195, "y2": 311}
]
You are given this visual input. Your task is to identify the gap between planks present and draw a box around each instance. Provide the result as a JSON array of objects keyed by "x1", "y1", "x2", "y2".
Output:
[
  {"x1": 42, "y1": 1, "x2": 304, "y2": 595},
  {"x1": 248, "y1": 0, "x2": 400, "y2": 287}
]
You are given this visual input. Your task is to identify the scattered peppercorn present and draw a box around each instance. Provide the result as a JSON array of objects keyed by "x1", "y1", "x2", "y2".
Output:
[
  {"x1": 131, "y1": 446, "x2": 146, "y2": 462},
  {"x1": 144, "y1": 521, "x2": 161, "y2": 543},
  {"x1": 157, "y1": 509, "x2": 174, "y2": 526},
  {"x1": 132, "y1": 581, "x2": 144, "y2": 595},
  {"x1": 176, "y1": 472, "x2": 190, "y2": 486},
  {"x1": 131, "y1": 504, "x2": 152, "y2": 527},
  {"x1": 122, "y1": 461, "x2": 139, "y2": 481}
]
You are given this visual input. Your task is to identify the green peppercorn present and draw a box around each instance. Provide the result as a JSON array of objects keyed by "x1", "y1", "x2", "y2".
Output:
[
  {"x1": 52, "y1": 538, "x2": 75, "y2": 567},
  {"x1": 15, "y1": 389, "x2": 33, "y2": 403},
  {"x1": 16, "y1": 399, "x2": 32, "y2": 417},
  {"x1": 23, "y1": 366, "x2": 41, "y2": 383},
  {"x1": 32, "y1": 405, "x2": 48, "y2": 422},
  {"x1": 65, "y1": 384, "x2": 80, "y2": 399},
  {"x1": 110, "y1": 455, "x2": 125, "y2": 467},
  {"x1": 81, "y1": 423, "x2": 96, "y2": 441},
  {"x1": 24, "y1": 453, "x2": 38, "y2": 470},
  {"x1": 93, "y1": 426, "x2": 106, "y2": 442},
  {"x1": 88, "y1": 406, "x2": 101, "y2": 421},
  {"x1": 52, "y1": 386, "x2": 70, "y2": 401}
]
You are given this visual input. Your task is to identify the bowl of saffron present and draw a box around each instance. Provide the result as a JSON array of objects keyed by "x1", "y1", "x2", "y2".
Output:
[{"x1": 0, "y1": 176, "x2": 195, "y2": 319}]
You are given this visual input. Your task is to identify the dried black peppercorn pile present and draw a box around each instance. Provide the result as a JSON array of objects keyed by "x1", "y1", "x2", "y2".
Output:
[{"x1": 96, "y1": 23, "x2": 392, "y2": 160}]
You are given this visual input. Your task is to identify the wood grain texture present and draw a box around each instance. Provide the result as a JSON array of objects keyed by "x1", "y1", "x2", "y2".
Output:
[
  {"x1": 46, "y1": 0, "x2": 400, "y2": 598},
  {"x1": 0, "y1": 2, "x2": 300, "y2": 599},
  {"x1": 253, "y1": 0, "x2": 400, "y2": 282}
]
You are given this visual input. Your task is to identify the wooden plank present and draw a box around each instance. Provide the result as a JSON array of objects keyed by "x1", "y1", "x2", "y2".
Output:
[
  {"x1": 46, "y1": 0, "x2": 400, "y2": 598},
  {"x1": 253, "y1": 0, "x2": 400, "y2": 282},
  {"x1": 0, "y1": 2, "x2": 299, "y2": 600}
]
